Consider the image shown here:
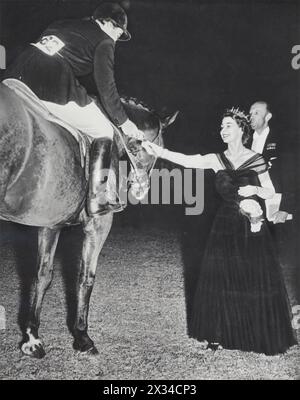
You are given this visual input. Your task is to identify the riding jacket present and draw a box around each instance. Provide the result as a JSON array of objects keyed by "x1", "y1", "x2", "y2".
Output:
[{"x1": 3, "y1": 17, "x2": 128, "y2": 126}]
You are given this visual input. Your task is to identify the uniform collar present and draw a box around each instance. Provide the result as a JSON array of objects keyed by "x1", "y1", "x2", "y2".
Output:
[{"x1": 253, "y1": 126, "x2": 270, "y2": 140}]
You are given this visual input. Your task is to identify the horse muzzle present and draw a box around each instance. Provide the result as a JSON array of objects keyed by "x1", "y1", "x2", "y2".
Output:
[{"x1": 128, "y1": 169, "x2": 150, "y2": 201}]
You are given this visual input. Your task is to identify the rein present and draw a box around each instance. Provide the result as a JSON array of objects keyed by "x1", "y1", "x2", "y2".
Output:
[
  {"x1": 113, "y1": 121, "x2": 162, "y2": 176},
  {"x1": 110, "y1": 121, "x2": 161, "y2": 201},
  {"x1": 146, "y1": 122, "x2": 163, "y2": 177}
]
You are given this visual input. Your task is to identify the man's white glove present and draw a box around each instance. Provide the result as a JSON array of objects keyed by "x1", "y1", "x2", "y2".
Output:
[
  {"x1": 120, "y1": 119, "x2": 145, "y2": 140},
  {"x1": 142, "y1": 141, "x2": 165, "y2": 158}
]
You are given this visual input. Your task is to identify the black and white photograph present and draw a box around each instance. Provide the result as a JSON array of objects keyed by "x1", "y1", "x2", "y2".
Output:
[{"x1": 0, "y1": 0, "x2": 299, "y2": 381}]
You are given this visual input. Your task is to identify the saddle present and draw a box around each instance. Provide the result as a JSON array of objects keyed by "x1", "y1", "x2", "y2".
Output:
[{"x1": 2, "y1": 78, "x2": 90, "y2": 178}]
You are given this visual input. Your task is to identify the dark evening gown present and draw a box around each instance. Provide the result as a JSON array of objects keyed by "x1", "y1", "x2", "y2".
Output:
[{"x1": 190, "y1": 152, "x2": 297, "y2": 355}]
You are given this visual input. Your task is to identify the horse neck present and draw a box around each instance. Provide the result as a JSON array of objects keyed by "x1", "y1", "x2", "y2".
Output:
[
  {"x1": 122, "y1": 101, "x2": 160, "y2": 139},
  {"x1": 112, "y1": 100, "x2": 161, "y2": 159}
]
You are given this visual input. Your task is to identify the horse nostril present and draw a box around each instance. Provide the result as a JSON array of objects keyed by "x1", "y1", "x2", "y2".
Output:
[{"x1": 136, "y1": 150, "x2": 149, "y2": 163}]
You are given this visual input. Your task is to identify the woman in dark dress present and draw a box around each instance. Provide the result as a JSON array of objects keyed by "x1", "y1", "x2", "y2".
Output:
[{"x1": 143, "y1": 108, "x2": 297, "y2": 355}]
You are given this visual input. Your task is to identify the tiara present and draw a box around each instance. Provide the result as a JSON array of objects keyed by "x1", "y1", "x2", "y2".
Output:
[{"x1": 226, "y1": 107, "x2": 250, "y2": 122}]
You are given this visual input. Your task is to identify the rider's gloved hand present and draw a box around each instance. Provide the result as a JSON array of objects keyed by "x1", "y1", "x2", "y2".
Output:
[
  {"x1": 141, "y1": 141, "x2": 165, "y2": 158},
  {"x1": 120, "y1": 119, "x2": 145, "y2": 140}
]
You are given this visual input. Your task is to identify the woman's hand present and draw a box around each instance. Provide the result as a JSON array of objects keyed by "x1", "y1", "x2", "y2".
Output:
[
  {"x1": 273, "y1": 210, "x2": 289, "y2": 224},
  {"x1": 238, "y1": 185, "x2": 258, "y2": 197},
  {"x1": 142, "y1": 141, "x2": 164, "y2": 157}
]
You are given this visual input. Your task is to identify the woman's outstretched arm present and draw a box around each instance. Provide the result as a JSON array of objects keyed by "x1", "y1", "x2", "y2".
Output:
[{"x1": 142, "y1": 141, "x2": 217, "y2": 170}]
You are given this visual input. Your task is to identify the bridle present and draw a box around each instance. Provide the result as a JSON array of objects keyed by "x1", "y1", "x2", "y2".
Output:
[
  {"x1": 132, "y1": 119, "x2": 163, "y2": 174},
  {"x1": 145, "y1": 120, "x2": 163, "y2": 176},
  {"x1": 105, "y1": 96, "x2": 165, "y2": 204},
  {"x1": 115, "y1": 118, "x2": 163, "y2": 200},
  {"x1": 118, "y1": 117, "x2": 163, "y2": 172}
]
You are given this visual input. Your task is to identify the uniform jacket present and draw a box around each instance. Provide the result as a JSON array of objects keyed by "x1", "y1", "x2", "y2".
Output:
[{"x1": 249, "y1": 129, "x2": 295, "y2": 214}]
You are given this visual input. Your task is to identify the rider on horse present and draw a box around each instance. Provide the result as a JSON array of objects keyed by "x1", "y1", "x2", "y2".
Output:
[{"x1": 3, "y1": 1, "x2": 144, "y2": 216}]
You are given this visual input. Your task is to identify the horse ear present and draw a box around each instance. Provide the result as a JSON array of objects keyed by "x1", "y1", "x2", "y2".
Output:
[{"x1": 161, "y1": 110, "x2": 179, "y2": 128}]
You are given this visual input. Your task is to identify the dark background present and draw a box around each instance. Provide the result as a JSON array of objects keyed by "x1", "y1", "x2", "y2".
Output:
[
  {"x1": 1, "y1": 0, "x2": 299, "y2": 150},
  {"x1": 1, "y1": 0, "x2": 299, "y2": 316}
]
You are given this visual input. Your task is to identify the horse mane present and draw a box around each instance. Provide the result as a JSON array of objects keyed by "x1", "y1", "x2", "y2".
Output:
[
  {"x1": 115, "y1": 96, "x2": 162, "y2": 154},
  {"x1": 121, "y1": 96, "x2": 157, "y2": 116}
]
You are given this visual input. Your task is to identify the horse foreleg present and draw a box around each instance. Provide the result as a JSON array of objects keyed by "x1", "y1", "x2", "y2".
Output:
[
  {"x1": 21, "y1": 227, "x2": 61, "y2": 358},
  {"x1": 73, "y1": 213, "x2": 113, "y2": 354}
]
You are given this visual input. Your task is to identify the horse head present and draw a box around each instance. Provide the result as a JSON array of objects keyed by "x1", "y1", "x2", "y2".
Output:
[{"x1": 120, "y1": 97, "x2": 179, "y2": 199}]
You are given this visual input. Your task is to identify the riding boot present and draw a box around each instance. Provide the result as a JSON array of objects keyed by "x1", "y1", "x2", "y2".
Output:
[{"x1": 87, "y1": 137, "x2": 125, "y2": 216}]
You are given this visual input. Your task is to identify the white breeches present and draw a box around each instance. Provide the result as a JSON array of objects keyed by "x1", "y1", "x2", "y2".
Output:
[{"x1": 42, "y1": 100, "x2": 114, "y2": 139}]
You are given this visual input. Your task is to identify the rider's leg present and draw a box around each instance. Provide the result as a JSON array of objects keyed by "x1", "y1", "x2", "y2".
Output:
[
  {"x1": 87, "y1": 137, "x2": 125, "y2": 215},
  {"x1": 42, "y1": 100, "x2": 125, "y2": 215},
  {"x1": 41, "y1": 100, "x2": 113, "y2": 139}
]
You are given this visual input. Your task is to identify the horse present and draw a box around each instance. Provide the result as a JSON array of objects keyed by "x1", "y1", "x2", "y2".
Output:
[{"x1": 0, "y1": 82, "x2": 178, "y2": 358}]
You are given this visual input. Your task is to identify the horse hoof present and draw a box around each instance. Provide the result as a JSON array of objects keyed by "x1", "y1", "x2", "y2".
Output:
[
  {"x1": 86, "y1": 345, "x2": 99, "y2": 356},
  {"x1": 76, "y1": 344, "x2": 99, "y2": 356},
  {"x1": 73, "y1": 340, "x2": 99, "y2": 355},
  {"x1": 21, "y1": 340, "x2": 46, "y2": 359},
  {"x1": 207, "y1": 342, "x2": 223, "y2": 351}
]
